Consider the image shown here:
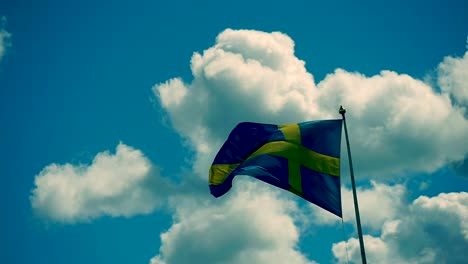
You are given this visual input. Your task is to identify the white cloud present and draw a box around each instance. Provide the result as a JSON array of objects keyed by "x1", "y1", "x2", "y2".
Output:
[
  {"x1": 317, "y1": 69, "x2": 468, "y2": 176},
  {"x1": 433, "y1": 40, "x2": 468, "y2": 177},
  {"x1": 0, "y1": 16, "x2": 11, "y2": 61},
  {"x1": 332, "y1": 192, "x2": 468, "y2": 264},
  {"x1": 150, "y1": 179, "x2": 317, "y2": 264},
  {"x1": 438, "y1": 39, "x2": 468, "y2": 107},
  {"x1": 30, "y1": 143, "x2": 172, "y2": 223},
  {"x1": 154, "y1": 29, "x2": 468, "y2": 179},
  {"x1": 309, "y1": 181, "x2": 405, "y2": 231},
  {"x1": 154, "y1": 29, "x2": 318, "y2": 178}
]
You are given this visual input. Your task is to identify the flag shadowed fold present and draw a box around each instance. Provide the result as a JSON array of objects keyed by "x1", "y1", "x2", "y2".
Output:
[{"x1": 209, "y1": 119, "x2": 343, "y2": 217}]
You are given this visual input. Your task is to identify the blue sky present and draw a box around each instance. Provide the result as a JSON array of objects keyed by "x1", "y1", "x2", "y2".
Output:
[{"x1": 1, "y1": 1, "x2": 468, "y2": 263}]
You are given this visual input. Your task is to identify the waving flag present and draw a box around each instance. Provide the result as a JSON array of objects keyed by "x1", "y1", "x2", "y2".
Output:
[{"x1": 209, "y1": 119, "x2": 343, "y2": 217}]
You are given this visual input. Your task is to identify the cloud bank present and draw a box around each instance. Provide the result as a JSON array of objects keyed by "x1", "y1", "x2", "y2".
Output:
[
  {"x1": 151, "y1": 180, "x2": 317, "y2": 264},
  {"x1": 333, "y1": 192, "x2": 468, "y2": 264},
  {"x1": 30, "y1": 143, "x2": 172, "y2": 223},
  {"x1": 152, "y1": 28, "x2": 468, "y2": 264},
  {"x1": 155, "y1": 29, "x2": 468, "y2": 179}
]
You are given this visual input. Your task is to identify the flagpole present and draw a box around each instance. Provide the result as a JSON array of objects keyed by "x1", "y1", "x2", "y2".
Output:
[{"x1": 339, "y1": 106, "x2": 367, "y2": 264}]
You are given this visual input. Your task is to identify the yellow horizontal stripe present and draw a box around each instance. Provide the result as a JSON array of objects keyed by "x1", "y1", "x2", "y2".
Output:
[
  {"x1": 209, "y1": 163, "x2": 240, "y2": 185},
  {"x1": 210, "y1": 128, "x2": 339, "y2": 185},
  {"x1": 247, "y1": 141, "x2": 340, "y2": 176}
]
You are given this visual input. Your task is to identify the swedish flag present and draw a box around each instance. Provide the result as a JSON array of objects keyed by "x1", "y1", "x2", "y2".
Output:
[{"x1": 209, "y1": 119, "x2": 343, "y2": 217}]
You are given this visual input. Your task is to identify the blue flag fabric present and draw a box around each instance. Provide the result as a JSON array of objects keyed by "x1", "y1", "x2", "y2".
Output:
[{"x1": 209, "y1": 119, "x2": 343, "y2": 217}]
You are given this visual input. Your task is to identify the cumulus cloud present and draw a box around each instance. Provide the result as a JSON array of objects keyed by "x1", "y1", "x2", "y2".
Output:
[
  {"x1": 317, "y1": 69, "x2": 468, "y2": 176},
  {"x1": 309, "y1": 181, "x2": 406, "y2": 231},
  {"x1": 154, "y1": 29, "x2": 468, "y2": 179},
  {"x1": 154, "y1": 29, "x2": 319, "y2": 178},
  {"x1": 332, "y1": 192, "x2": 468, "y2": 264},
  {"x1": 437, "y1": 40, "x2": 468, "y2": 177},
  {"x1": 438, "y1": 38, "x2": 468, "y2": 107},
  {"x1": 0, "y1": 16, "x2": 11, "y2": 61},
  {"x1": 30, "y1": 143, "x2": 173, "y2": 223},
  {"x1": 150, "y1": 179, "x2": 317, "y2": 264}
]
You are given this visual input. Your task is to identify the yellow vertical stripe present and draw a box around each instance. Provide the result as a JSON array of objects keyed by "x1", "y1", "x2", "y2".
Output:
[
  {"x1": 280, "y1": 124, "x2": 301, "y2": 145},
  {"x1": 281, "y1": 124, "x2": 303, "y2": 195},
  {"x1": 288, "y1": 160, "x2": 303, "y2": 196}
]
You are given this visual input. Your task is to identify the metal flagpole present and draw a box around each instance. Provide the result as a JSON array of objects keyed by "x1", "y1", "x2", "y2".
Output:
[{"x1": 339, "y1": 106, "x2": 367, "y2": 264}]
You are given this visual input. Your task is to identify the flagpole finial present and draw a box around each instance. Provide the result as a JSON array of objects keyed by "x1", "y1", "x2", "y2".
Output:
[{"x1": 339, "y1": 105, "x2": 346, "y2": 116}]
